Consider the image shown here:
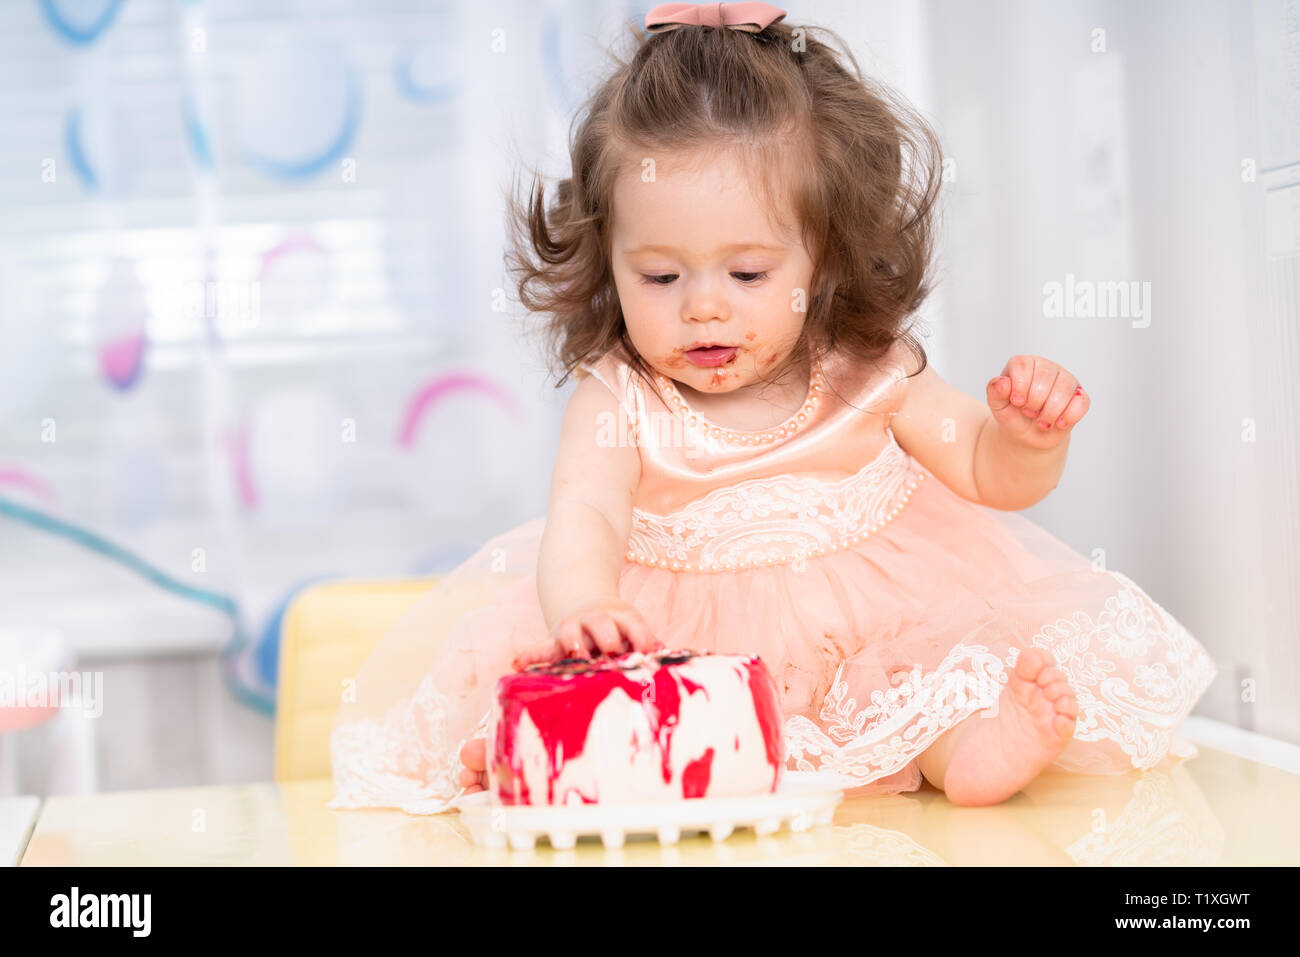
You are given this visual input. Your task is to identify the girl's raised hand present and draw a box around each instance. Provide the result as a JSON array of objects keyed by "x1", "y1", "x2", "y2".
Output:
[
  {"x1": 511, "y1": 597, "x2": 663, "y2": 671},
  {"x1": 986, "y1": 354, "x2": 1089, "y2": 448}
]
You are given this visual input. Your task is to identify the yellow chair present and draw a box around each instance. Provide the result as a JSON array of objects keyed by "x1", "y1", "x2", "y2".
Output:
[{"x1": 273, "y1": 577, "x2": 438, "y2": 782}]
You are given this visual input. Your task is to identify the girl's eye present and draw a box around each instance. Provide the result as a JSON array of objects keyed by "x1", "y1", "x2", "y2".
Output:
[{"x1": 638, "y1": 271, "x2": 769, "y2": 286}]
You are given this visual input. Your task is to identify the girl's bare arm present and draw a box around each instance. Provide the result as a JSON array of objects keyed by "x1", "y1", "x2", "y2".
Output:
[{"x1": 533, "y1": 374, "x2": 653, "y2": 656}]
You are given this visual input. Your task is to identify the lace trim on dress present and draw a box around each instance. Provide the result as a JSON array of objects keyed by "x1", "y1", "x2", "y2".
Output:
[
  {"x1": 1030, "y1": 570, "x2": 1217, "y2": 767},
  {"x1": 781, "y1": 570, "x2": 1218, "y2": 787},
  {"x1": 624, "y1": 432, "x2": 924, "y2": 572},
  {"x1": 327, "y1": 675, "x2": 491, "y2": 814},
  {"x1": 329, "y1": 572, "x2": 1216, "y2": 812},
  {"x1": 784, "y1": 642, "x2": 1010, "y2": 785}
]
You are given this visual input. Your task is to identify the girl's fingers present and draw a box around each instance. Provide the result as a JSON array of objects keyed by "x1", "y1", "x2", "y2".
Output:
[
  {"x1": 537, "y1": 607, "x2": 661, "y2": 666},
  {"x1": 519, "y1": 607, "x2": 664, "y2": 671},
  {"x1": 583, "y1": 615, "x2": 625, "y2": 656},
  {"x1": 991, "y1": 387, "x2": 1039, "y2": 437},
  {"x1": 609, "y1": 609, "x2": 645, "y2": 646},
  {"x1": 995, "y1": 358, "x2": 1047, "y2": 435},
  {"x1": 1055, "y1": 387, "x2": 1089, "y2": 428},
  {"x1": 614, "y1": 619, "x2": 640, "y2": 654},
  {"x1": 986, "y1": 375, "x2": 1013, "y2": 412},
  {"x1": 1002, "y1": 355, "x2": 1034, "y2": 407},
  {"x1": 622, "y1": 615, "x2": 656, "y2": 653},
  {"x1": 573, "y1": 624, "x2": 600, "y2": 657},
  {"x1": 1022, "y1": 360, "x2": 1059, "y2": 417},
  {"x1": 553, "y1": 619, "x2": 593, "y2": 659},
  {"x1": 989, "y1": 376, "x2": 1031, "y2": 429},
  {"x1": 1036, "y1": 377, "x2": 1077, "y2": 431}
]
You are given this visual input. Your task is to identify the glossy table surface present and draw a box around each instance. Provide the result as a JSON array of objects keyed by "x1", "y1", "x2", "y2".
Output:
[
  {"x1": 18, "y1": 743, "x2": 1300, "y2": 866},
  {"x1": 1, "y1": 797, "x2": 41, "y2": 867}
]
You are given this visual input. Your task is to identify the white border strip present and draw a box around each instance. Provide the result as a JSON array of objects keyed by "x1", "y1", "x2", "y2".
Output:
[{"x1": 1180, "y1": 716, "x2": 1300, "y2": 775}]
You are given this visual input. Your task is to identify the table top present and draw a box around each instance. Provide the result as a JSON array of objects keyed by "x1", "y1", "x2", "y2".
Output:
[
  {"x1": 0, "y1": 797, "x2": 41, "y2": 867},
  {"x1": 18, "y1": 744, "x2": 1300, "y2": 866}
]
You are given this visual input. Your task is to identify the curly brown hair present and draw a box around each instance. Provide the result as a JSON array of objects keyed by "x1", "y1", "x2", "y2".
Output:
[{"x1": 504, "y1": 14, "x2": 943, "y2": 396}]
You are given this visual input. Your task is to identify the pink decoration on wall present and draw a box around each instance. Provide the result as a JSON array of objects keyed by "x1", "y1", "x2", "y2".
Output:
[
  {"x1": 93, "y1": 257, "x2": 150, "y2": 392},
  {"x1": 257, "y1": 232, "x2": 328, "y2": 281},
  {"x1": 257, "y1": 231, "x2": 331, "y2": 320},
  {"x1": 221, "y1": 420, "x2": 259, "y2": 508},
  {"x1": 0, "y1": 468, "x2": 56, "y2": 503},
  {"x1": 396, "y1": 373, "x2": 520, "y2": 448},
  {"x1": 98, "y1": 331, "x2": 147, "y2": 390}
]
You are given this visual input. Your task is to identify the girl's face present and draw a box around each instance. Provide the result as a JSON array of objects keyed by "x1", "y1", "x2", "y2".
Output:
[{"x1": 609, "y1": 149, "x2": 815, "y2": 395}]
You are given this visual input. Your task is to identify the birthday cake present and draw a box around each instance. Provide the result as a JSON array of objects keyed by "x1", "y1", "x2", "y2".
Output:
[{"x1": 487, "y1": 650, "x2": 785, "y2": 806}]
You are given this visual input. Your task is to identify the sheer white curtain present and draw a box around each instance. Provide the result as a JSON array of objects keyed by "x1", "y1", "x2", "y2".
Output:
[{"x1": 0, "y1": 0, "x2": 624, "y2": 699}]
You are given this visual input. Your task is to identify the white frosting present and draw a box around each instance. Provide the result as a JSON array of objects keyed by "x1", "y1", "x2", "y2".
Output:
[{"x1": 491, "y1": 654, "x2": 780, "y2": 805}]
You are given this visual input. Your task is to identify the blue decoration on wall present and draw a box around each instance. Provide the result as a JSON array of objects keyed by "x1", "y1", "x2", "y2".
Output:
[
  {"x1": 40, "y1": 0, "x2": 125, "y2": 46},
  {"x1": 182, "y1": 94, "x2": 213, "y2": 170},
  {"x1": 0, "y1": 496, "x2": 275, "y2": 716},
  {"x1": 64, "y1": 107, "x2": 98, "y2": 192},
  {"x1": 242, "y1": 61, "x2": 362, "y2": 181},
  {"x1": 393, "y1": 47, "x2": 459, "y2": 104}
]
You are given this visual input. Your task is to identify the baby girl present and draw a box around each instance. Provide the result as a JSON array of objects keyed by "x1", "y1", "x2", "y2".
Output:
[{"x1": 329, "y1": 1, "x2": 1216, "y2": 813}]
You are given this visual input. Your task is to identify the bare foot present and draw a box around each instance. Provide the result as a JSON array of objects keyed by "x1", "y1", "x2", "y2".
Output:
[
  {"x1": 458, "y1": 737, "x2": 488, "y2": 794},
  {"x1": 941, "y1": 646, "x2": 1079, "y2": 807}
]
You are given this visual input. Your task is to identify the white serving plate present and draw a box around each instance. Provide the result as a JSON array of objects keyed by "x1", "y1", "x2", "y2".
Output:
[{"x1": 454, "y1": 770, "x2": 847, "y2": 850}]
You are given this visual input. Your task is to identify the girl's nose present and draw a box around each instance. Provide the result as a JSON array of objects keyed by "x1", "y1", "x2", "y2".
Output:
[{"x1": 681, "y1": 273, "x2": 731, "y2": 323}]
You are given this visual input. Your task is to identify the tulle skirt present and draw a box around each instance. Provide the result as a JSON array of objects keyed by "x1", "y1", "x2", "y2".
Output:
[{"x1": 328, "y1": 466, "x2": 1218, "y2": 814}]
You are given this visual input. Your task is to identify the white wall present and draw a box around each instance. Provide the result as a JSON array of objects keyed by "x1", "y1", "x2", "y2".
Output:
[{"x1": 925, "y1": 0, "x2": 1299, "y2": 741}]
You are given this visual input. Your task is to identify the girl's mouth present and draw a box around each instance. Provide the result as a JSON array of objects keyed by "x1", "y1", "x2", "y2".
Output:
[{"x1": 684, "y1": 345, "x2": 739, "y2": 368}]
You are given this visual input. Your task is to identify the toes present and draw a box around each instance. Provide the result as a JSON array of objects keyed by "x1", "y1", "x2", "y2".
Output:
[
  {"x1": 1037, "y1": 665, "x2": 1072, "y2": 697},
  {"x1": 1040, "y1": 678, "x2": 1071, "y2": 700},
  {"x1": 1052, "y1": 713, "x2": 1077, "y2": 738},
  {"x1": 1038, "y1": 678, "x2": 1079, "y2": 717},
  {"x1": 1013, "y1": 646, "x2": 1051, "y2": 681},
  {"x1": 1013, "y1": 648, "x2": 1073, "y2": 697}
]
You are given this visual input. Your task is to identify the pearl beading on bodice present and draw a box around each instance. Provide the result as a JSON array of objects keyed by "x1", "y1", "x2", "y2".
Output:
[{"x1": 655, "y1": 366, "x2": 827, "y2": 447}]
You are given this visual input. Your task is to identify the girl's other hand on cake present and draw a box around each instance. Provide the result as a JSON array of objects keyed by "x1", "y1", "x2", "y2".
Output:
[{"x1": 512, "y1": 598, "x2": 663, "y2": 670}]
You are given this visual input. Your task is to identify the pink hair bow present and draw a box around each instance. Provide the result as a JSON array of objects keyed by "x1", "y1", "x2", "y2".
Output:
[{"x1": 644, "y1": 1, "x2": 788, "y2": 34}]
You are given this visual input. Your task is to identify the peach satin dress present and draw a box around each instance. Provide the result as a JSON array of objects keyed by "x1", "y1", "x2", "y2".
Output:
[{"x1": 328, "y1": 341, "x2": 1217, "y2": 813}]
